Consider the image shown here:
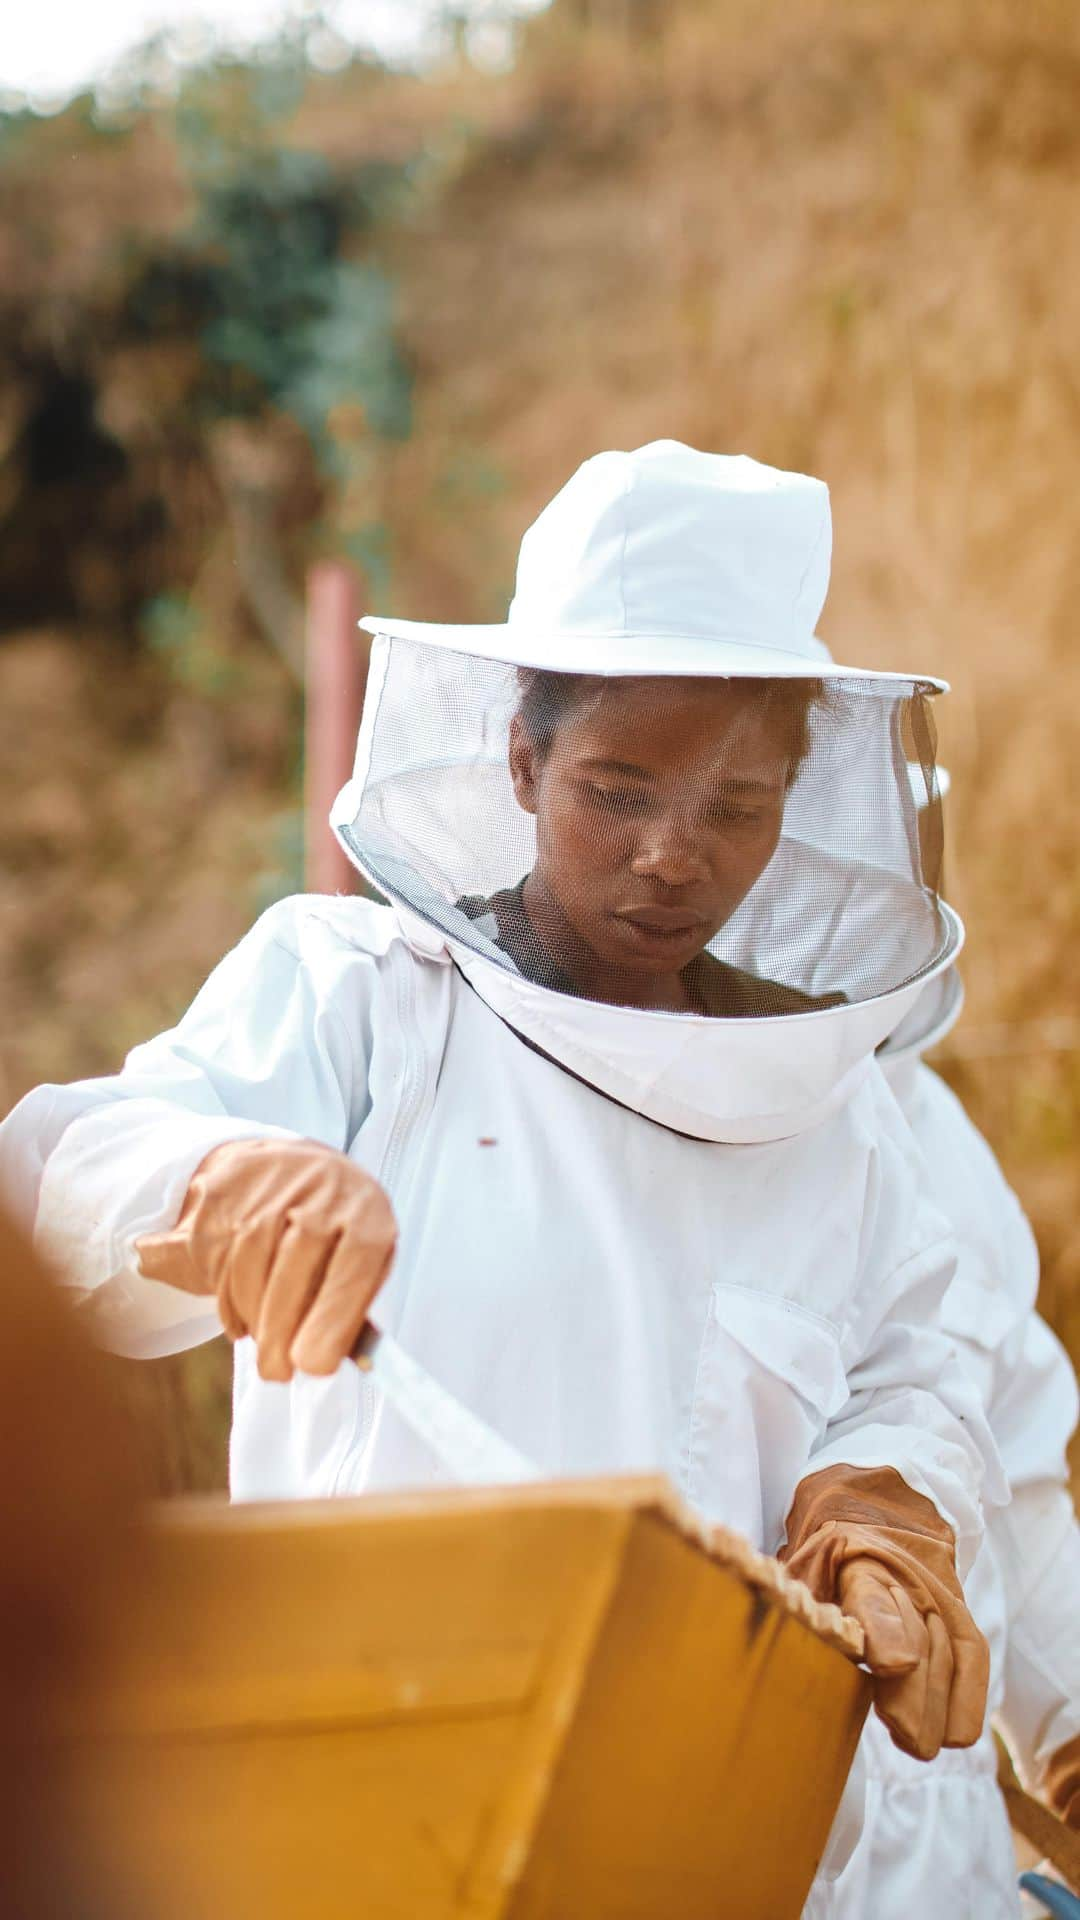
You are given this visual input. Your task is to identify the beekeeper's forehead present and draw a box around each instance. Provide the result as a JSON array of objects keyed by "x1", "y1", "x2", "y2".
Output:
[{"x1": 519, "y1": 675, "x2": 802, "y2": 779}]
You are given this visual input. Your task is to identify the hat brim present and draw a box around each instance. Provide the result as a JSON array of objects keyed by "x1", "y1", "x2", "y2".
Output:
[{"x1": 358, "y1": 616, "x2": 947, "y2": 693}]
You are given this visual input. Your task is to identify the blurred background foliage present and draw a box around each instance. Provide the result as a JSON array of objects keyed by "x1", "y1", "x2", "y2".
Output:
[{"x1": 2, "y1": 0, "x2": 1079, "y2": 1491}]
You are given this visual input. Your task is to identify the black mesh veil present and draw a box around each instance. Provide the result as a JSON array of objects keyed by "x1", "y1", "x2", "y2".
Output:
[{"x1": 335, "y1": 637, "x2": 952, "y2": 1020}]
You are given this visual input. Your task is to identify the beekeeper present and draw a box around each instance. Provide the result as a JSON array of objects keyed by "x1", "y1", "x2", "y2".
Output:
[{"x1": 1, "y1": 442, "x2": 1001, "y2": 1774}]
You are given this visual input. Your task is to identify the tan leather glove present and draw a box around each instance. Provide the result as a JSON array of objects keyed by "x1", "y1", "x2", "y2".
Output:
[
  {"x1": 779, "y1": 1464, "x2": 990, "y2": 1761},
  {"x1": 135, "y1": 1138, "x2": 397, "y2": 1381},
  {"x1": 1046, "y1": 1733, "x2": 1080, "y2": 1831}
]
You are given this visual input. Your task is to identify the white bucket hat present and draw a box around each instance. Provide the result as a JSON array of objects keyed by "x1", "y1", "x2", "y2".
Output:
[
  {"x1": 335, "y1": 442, "x2": 961, "y2": 1142},
  {"x1": 360, "y1": 440, "x2": 944, "y2": 691}
]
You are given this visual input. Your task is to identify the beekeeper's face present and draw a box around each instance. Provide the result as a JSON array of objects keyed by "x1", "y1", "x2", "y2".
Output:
[{"x1": 509, "y1": 676, "x2": 797, "y2": 990}]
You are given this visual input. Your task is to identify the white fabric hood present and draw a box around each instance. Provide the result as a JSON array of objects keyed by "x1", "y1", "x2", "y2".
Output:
[
  {"x1": 411, "y1": 910, "x2": 962, "y2": 1144},
  {"x1": 879, "y1": 967, "x2": 965, "y2": 1073},
  {"x1": 333, "y1": 444, "x2": 962, "y2": 1143}
]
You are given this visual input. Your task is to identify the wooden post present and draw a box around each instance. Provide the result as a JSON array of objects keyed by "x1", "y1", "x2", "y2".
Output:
[{"x1": 304, "y1": 562, "x2": 368, "y2": 895}]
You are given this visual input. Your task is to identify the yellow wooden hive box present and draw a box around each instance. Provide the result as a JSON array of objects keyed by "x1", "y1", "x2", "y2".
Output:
[{"x1": 56, "y1": 1475, "x2": 870, "y2": 1920}]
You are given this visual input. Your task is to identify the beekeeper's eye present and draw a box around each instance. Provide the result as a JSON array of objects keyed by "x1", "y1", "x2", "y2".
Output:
[
  {"x1": 720, "y1": 805, "x2": 768, "y2": 831},
  {"x1": 702, "y1": 783, "x2": 782, "y2": 832},
  {"x1": 578, "y1": 776, "x2": 649, "y2": 815},
  {"x1": 572, "y1": 760, "x2": 654, "y2": 814}
]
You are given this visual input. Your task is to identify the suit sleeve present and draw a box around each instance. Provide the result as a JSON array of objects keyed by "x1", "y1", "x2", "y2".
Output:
[{"x1": 0, "y1": 898, "x2": 369, "y2": 1357}]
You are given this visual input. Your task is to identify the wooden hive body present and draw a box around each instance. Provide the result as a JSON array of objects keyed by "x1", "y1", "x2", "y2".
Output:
[{"x1": 59, "y1": 1476, "x2": 869, "y2": 1920}]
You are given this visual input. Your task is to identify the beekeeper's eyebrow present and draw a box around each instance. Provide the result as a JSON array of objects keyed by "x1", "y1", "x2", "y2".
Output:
[
  {"x1": 583, "y1": 755, "x2": 783, "y2": 786},
  {"x1": 578, "y1": 757, "x2": 655, "y2": 779},
  {"x1": 711, "y1": 774, "x2": 786, "y2": 796}
]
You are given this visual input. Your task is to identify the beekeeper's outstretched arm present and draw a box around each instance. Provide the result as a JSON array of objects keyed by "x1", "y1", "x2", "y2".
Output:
[{"x1": 0, "y1": 898, "x2": 402, "y2": 1370}]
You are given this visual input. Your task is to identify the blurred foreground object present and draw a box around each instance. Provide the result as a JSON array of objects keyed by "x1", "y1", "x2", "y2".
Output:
[
  {"x1": 53, "y1": 1479, "x2": 868, "y2": 1920},
  {"x1": 0, "y1": 1207, "x2": 140, "y2": 1918},
  {"x1": 1, "y1": 1193, "x2": 869, "y2": 1916},
  {"x1": 305, "y1": 561, "x2": 368, "y2": 894}
]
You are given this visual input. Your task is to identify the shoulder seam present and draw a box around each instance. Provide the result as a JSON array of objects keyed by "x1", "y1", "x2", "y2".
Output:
[{"x1": 265, "y1": 931, "x2": 365, "y2": 1092}]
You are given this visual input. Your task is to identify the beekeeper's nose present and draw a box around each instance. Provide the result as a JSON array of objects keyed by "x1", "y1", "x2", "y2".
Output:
[{"x1": 629, "y1": 814, "x2": 712, "y2": 888}]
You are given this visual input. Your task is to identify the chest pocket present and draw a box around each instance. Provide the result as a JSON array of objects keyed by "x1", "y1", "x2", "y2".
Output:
[
  {"x1": 934, "y1": 1265, "x2": 1021, "y2": 1422},
  {"x1": 684, "y1": 1283, "x2": 848, "y2": 1552}
]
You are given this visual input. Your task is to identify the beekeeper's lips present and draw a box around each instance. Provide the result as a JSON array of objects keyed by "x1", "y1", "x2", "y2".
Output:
[{"x1": 610, "y1": 904, "x2": 714, "y2": 958}]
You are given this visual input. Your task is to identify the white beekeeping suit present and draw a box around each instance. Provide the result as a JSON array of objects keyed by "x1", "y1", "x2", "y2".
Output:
[{"x1": 1, "y1": 446, "x2": 1004, "y2": 1903}]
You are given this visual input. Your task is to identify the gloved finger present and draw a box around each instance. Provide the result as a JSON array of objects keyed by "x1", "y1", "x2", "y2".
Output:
[
  {"x1": 908, "y1": 1610, "x2": 953, "y2": 1761},
  {"x1": 861, "y1": 1580, "x2": 938, "y2": 1758},
  {"x1": 215, "y1": 1203, "x2": 292, "y2": 1345},
  {"x1": 134, "y1": 1219, "x2": 203, "y2": 1294},
  {"x1": 137, "y1": 1151, "x2": 255, "y2": 1298},
  {"x1": 873, "y1": 1598, "x2": 955, "y2": 1761},
  {"x1": 943, "y1": 1618, "x2": 990, "y2": 1749},
  {"x1": 290, "y1": 1198, "x2": 397, "y2": 1376},
  {"x1": 254, "y1": 1216, "x2": 345, "y2": 1381},
  {"x1": 840, "y1": 1561, "x2": 923, "y2": 1676}
]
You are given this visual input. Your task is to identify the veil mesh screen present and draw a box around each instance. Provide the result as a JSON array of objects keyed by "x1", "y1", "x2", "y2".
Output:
[{"x1": 338, "y1": 638, "x2": 950, "y2": 1018}]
